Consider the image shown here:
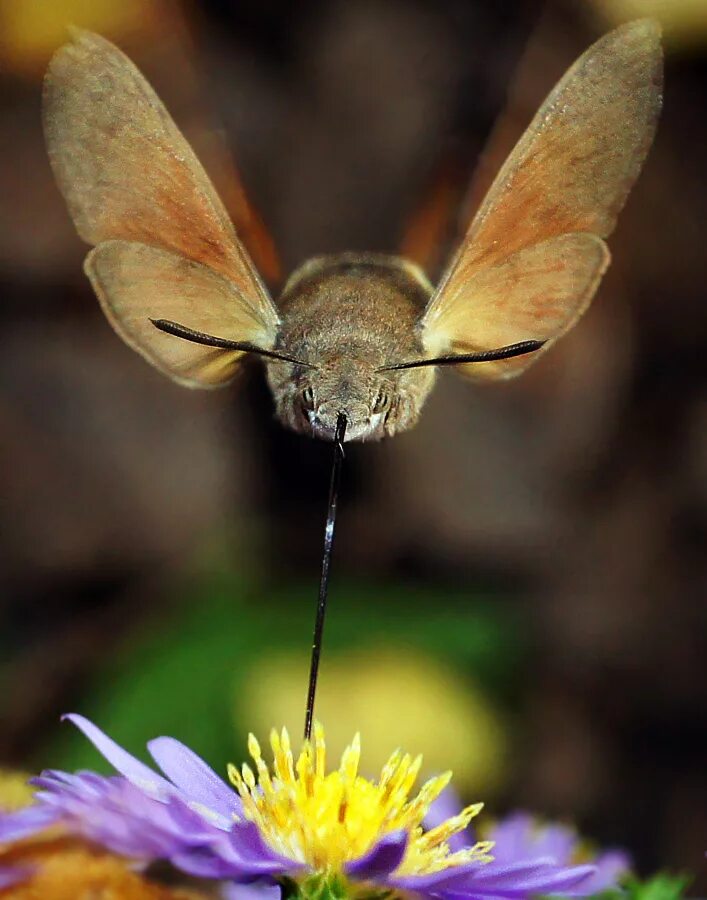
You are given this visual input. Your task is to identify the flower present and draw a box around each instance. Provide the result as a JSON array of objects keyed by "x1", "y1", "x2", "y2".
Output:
[
  {"x1": 0, "y1": 770, "x2": 39, "y2": 892},
  {"x1": 0, "y1": 716, "x2": 604, "y2": 899},
  {"x1": 488, "y1": 811, "x2": 631, "y2": 894},
  {"x1": 0, "y1": 868, "x2": 26, "y2": 890},
  {"x1": 0, "y1": 766, "x2": 211, "y2": 897},
  {"x1": 426, "y1": 789, "x2": 631, "y2": 894},
  {"x1": 1, "y1": 837, "x2": 213, "y2": 899}
]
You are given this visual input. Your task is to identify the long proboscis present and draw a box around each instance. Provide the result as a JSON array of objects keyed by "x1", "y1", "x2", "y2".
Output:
[
  {"x1": 304, "y1": 412, "x2": 347, "y2": 741},
  {"x1": 379, "y1": 339, "x2": 546, "y2": 371},
  {"x1": 150, "y1": 318, "x2": 315, "y2": 367}
]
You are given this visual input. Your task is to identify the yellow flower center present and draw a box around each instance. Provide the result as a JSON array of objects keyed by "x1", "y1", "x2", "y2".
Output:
[{"x1": 227, "y1": 724, "x2": 494, "y2": 878}]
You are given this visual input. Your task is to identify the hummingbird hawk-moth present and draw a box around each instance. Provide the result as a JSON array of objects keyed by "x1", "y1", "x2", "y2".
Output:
[{"x1": 43, "y1": 21, "x2": 662, "y2": 444}]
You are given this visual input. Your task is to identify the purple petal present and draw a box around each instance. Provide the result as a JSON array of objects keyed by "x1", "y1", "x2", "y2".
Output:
[
  {"x1": 440, "y1": 893, "x2": 524, "y2": 900},
  {"x1": 171, "y1": 822, "x2": 298, "y2": 882},
  {"x1": 574, "y1": 850, "x2": 631, "y2": 893},
  {"x1": 389, "y1": 857, "x2": 556, "y2": 894},
  {"x1": 171, "y1": 849, "x2": 245, "y2": 879},
  {"x1": 162, "y1": 794, "x2": 231, "y2": 840},
  {"x1": 425, "y1": 786, "x2": 463, "y2": 825},
  {"x1": 225, "y1": 820, "x2": 298, "y2": 868},
  {"x1": 503, "y1": 863, "x2": 597, "y2": 895},
  {"x1": 486, "y1": 813, "x2": 536, "y2": 861},
  {"x1": 148, "y1": 736, "x2": 241, "y2": 823},
  {"x1": 424, "y1": 787, "x2": 469, "y2": 853},
  {"x1": 171, "y1": 845, "x2": 290, "y2": 880},
  {"x1": 429, "y1": 861, "x2": 598, "y2": 899},
  {"x1": 483, "y1": 812, "x2": 629, "y2": 895},
  {"x1": 64, "y1": 715, "x2": 173, "y2": 798},
  {"x1": 28, "y1": 769, "x2": 216, "y2": 861},
  {"x1": 490, "y1": 814, "x2": 576, "y2": 865},
  {"x1": 72, "y1": 783, "x2": 189, "y2": 858},
  {"x1": 31, "y1": 770, "x2": 116, "y2": 803},
  {"x1": 0, "y1": 866, "x2": 32, "y2": 889},
  {"x1": 346, "y1": 831, "x2": 408, "y2": 879},
  {"x1": 0, "y1": 805, "x2": 60, "y2": 842},
  {"x1": 221, "y1": 881, "x2": 282, "y2": 900},
  {"x1": 529, "y1": 825, "x2": 576, "y2": 864}
]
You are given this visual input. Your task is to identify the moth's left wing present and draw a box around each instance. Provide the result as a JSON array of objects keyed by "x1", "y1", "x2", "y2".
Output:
[
  {"x1": 85, "y1": 241, "x2": 278, "y2": 388},
  {"x1": 43, "y1": 29, "x2": 278, "y2": 327}
]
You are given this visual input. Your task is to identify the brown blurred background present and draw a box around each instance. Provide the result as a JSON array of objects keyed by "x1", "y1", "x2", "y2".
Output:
[{"x1": 0, "y1": 0, "x2": 705, "y2": 888}]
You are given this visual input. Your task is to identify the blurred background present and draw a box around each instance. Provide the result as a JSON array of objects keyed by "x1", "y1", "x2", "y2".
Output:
[{"x1": 0, "y1": 0, "x2": 705, "y2": 887}]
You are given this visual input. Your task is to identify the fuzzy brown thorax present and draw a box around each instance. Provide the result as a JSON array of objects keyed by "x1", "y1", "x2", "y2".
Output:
[{"x1": 266, "y1": 253, "x2": 436, "y2": 441}]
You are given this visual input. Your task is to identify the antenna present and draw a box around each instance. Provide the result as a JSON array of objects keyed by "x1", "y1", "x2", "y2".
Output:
[
  {"x1": 304, "y1": 412, "x2": 347, "y2": 740},
  {"x1": 379, "y1": 339, "x2": 545, "y2": 371},
  {"x1": 150, "y1": 318, "x2": 315, "y2": 367}
]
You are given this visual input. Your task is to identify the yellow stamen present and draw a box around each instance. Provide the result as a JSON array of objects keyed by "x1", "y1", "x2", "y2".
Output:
[{"x1": 227, "y1": 724, "x2": 494, "y2": 878}]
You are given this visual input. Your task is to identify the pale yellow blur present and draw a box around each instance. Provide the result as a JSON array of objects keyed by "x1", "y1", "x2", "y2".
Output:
[
  {"x1": 0, "y1": 770, "x2": 33, "y2": 811},
  {"x1": 240, "y1": 646, "x2": 508, "y2": 795},
  {"x1": 0, "y1": 0, "x2": 153, "y2": 77},
  {"x1": 591, "y1": 0, "x2": 707, "y2": 49}
]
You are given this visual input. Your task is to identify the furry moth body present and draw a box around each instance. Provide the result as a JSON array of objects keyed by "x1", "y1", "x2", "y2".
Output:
[{"x1": 43, "y1": 22, "x2": 662, "y2": 442}]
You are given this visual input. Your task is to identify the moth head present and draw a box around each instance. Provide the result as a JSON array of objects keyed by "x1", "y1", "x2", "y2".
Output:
[
  {"x1": 278, "y1": 339, "x2": 549, "y2": 441},
  {"x1": 268, "y1": 353, "x2": 430, "y2": 442}
]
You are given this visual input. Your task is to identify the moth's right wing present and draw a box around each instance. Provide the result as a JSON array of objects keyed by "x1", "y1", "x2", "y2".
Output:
[
  {"x1": 43, "y1": 29, "x2": 281, "y2": 382},
  {"x1": 420, "y1": 232, "x2": 610, "y2": 379},
  {"x1": 86, "y1": 241, "x2": 276, "y2": 388},
  {"x1": 419, "y1": 20, "x2": 662, "y2": 381}
]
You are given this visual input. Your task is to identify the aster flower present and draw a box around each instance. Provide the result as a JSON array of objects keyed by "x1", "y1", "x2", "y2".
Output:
[
  {"x1": 1, "y1": 837, "x2": 211, "y2": 899},
  {"x1": 489, "y1": 811, "x2": 631, "y2": 894},
  {"x1": 0, "y1": 868, "x2": 26, "y2": 890},
  {"x1": 0, "y1": 715, "x2": 604, "y2": 899},
  {"x1": 426, "y1": 790, "x2": 631, "y2": 895}
]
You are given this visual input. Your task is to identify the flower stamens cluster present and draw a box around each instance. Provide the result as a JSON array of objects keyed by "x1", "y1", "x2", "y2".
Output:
[{"x1": 228, "y1": 723, "x2": 493, "y2": 876}]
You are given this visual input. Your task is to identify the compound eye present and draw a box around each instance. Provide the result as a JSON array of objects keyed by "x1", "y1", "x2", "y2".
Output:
[
  {"x1": 372, "y1": 389, "x2": 389, "y2": 414},
  {"x1": 301, "y1": 386, "x2": 315, "y2": 412}
]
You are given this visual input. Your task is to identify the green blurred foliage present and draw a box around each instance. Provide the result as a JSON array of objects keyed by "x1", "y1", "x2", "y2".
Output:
[
  {"x1": 598, "y1": 873, "x2": 692, "y2": 900},
  {"x1": 41, "y1": 559, "x2": 523, "y2": 775}
]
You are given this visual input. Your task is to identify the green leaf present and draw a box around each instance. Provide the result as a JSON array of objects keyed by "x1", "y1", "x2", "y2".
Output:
[
  {"x1": 283, "y1": 874, "x2": 392, "y2": 900},
  {"x1": 590, "y1": 873, "x2": 692, "y2": 900}
]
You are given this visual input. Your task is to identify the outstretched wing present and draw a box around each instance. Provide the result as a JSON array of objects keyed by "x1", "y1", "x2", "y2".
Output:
[
  {"x1": 43, "y1": 30, "x2": 279, "y2": 383},
  {"x1": 420, "y1": 19, "x2": 662, "y2": 380},
  {"x1": 86, "y1": 241, "x2": 275, "y2": 388}
]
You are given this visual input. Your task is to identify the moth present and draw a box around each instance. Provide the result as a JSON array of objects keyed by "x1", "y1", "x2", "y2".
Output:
[{"x1": 43, "y1": 21, "x2": 662, "y2": 444}]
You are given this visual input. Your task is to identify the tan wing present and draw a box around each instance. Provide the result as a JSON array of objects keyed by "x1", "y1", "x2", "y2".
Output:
[
  {"x1": 421, "y1": 20, "x2": 662, "y2": 378},
  {"x1": 85, "y1": 241, "x2": 278, "y2": 388},
  {"x1": 43, "y1": 29, "x2": 278, "y2": 334},
  {"x1": 426, "y1": 234, "x2": 609, "y2": 380}
]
